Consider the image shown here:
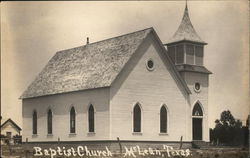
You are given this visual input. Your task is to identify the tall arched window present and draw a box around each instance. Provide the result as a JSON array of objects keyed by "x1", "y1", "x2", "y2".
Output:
[
  {"x1": 160, "y1": 106, "x2": 168, "y2": 133},
  {"x1": 47, "y1": 109, "x2": 52, "y2": 134},
  {"x1": 70, "y1": 107, "x2": 76, "y2": 133},
  {"x1": 33, "y1": 111, "x2": 37, "y2": 134},
  {"x1": 88, "y1": 105, "x2": 95, "y2": 132},
  {"x1": 133, "y1": 104, "x2": 141, "y2": 132}
]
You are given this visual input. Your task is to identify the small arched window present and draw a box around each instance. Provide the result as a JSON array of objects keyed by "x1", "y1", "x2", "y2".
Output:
[
  {"x1": 47, "y1": 109, "x2": 52, "y2": 134},
  {"x1": 88, "y1": 105, "x2": 95, "y2": 132},
  {"x1": 133, "y1": 104, "x2": 141, "y2": 132},
  {"x1": 160, "y1": 106, "x2": 168, "y2": 133},
  {"x1": 70, "y1": 107, "x2": 76, "y2": 133},
  {"x1": 33, "y1": 111, "x2": 37, "y2": 134},
  {"x1": 192, "y1": 103, "x2": 203, "y2": 116}
]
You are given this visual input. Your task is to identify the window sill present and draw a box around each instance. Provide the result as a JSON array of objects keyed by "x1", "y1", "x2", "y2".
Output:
[
  {"x1": 132, "y1": 132, "x2": 143, "y2": 135},
  {"x1": 32, "y1": 134, "x2": 38, "y2": 137},
  {"x1": 69, "y1": 133, "x2": 77, "y2": 137},
  {"x1": 159, "y1": 133, "x2": 169, "y2": 136},
  {"x1": 47, "y1": 134, "x2": 53, "y2": 137},
  {"x1": 87, "y1": 132, "x2": 96, "y2": 135}
]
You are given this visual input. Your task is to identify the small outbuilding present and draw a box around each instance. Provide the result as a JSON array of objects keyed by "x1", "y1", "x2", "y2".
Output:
[{"x1": 1, "y1": 118, "x2": 22, "y2": 144}]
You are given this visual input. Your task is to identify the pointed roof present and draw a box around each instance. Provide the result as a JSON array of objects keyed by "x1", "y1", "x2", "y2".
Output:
[
  {"x1": 1, "y1": 118, "x2": 22, "y2": 131},
  {"x1": 167, "y1": 4, "x2": 206, "y2": 45}
]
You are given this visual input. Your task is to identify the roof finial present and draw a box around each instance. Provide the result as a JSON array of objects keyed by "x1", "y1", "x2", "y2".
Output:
[
  {"x1": 86, "y1": 37, "x2": 89, "y2": 45},
  {"x1": 185, "y1": 0, "x2": 188, "y2": 11}
]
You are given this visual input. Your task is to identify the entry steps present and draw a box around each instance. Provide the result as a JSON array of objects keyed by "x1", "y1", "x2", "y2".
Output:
[{"x1": 192, "y1": 140, "x2": 208, "y2": 149}]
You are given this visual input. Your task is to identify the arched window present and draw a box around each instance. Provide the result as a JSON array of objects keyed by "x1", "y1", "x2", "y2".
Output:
[
  {"x1": 160, "y1": 106, "x2": 168, "y2": 133},
  {"x1": 33, "y1": 111, "x2": 37, "y2": 134},
  {"x1": 47, "y1": 109, "x2": 52, "y2": 134},
  {"x1": 88, "y1": 105, "x2": 95, "y2": 132},
  {"x1": 70, "y1": 107, "x2": 76, "y2": 133},
  {"x1": 133, "y1": 104, "x2": 141, "y2": 132},
  {"x1": 192, "y1": 103, "x2": 203, "y2": 116}
]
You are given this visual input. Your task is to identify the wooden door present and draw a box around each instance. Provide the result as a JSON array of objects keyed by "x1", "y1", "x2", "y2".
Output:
[{"x1": 192, "y1": 118, "x2": 202, "y2": 140}]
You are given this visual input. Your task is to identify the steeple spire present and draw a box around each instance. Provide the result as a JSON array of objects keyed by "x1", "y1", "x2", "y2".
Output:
[
  {"x1": 185, "y1": 0, "x2": 187, "y2": 10},
  {"x1": 167, "y1": 2, "x2": 206, "y2": 45}
]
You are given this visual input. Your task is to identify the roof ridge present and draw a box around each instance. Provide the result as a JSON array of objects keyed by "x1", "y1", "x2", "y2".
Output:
[
  {"x1": 57, "y1": 27, "x2": 153, "y2": 53},
  {"x1": 1, "y1": 118, "x2": 22, "y2": 130},
  {"x1": 21, "y1": 27, "x2": 153, "y2": 99}
]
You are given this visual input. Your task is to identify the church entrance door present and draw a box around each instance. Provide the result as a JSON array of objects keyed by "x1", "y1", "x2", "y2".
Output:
[
  {"x1": 192, "y1": 103, "x2": 203, "y2": 140},
  {"x1": 192, "y1": 118, "x2": 202, "y2": 140}
]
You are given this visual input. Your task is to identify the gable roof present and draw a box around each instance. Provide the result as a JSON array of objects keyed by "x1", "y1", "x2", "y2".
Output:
[
  {"x1": 1, "y1": 118, "x2": 22, "y2": 131},
  {"x1": 21, "y1": 27, "x2": 191, "y2": 99},
  {"x1": 149, "y1": 29, "x2": 192, "y2": 95},
  {"x1": 167, "y1": 5, "x2": 206, "y2": 45},
  {"x1": 21, "y1": 28, "x2": 152, "y2": 99}
]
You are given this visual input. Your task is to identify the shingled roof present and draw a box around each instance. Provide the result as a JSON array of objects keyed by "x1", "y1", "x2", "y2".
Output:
[
  {"x1": 21, "y1": 28, "x2": 152, "y2": 99},
  {"x1": 167, "y1": 5, "x2": 206, "y2": 44},
  {"x1": 21, "y1": 27, "x2": 192, "y2": 99}
]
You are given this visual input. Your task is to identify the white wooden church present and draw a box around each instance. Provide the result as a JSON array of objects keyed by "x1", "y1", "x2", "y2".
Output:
[{"x1": 21, "y1": 4, "x2": 211, "y2": 148}]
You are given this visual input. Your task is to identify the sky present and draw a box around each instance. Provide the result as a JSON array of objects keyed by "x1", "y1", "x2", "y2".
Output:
[{"x1": 1, "y1": 1, "x2": 249, "y2": 128}]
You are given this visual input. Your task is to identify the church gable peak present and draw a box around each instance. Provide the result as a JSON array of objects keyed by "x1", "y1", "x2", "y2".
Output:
[{"x1": 167, "y1": 3, "x2": 206, "y2": 45}]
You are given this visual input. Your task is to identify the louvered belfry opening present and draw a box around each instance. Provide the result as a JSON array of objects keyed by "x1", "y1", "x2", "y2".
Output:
[{"x1": 166, "y1": 4, "x2": 206, "y2": 67}]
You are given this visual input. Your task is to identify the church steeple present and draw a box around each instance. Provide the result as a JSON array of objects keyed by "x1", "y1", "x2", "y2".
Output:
[
  {"x1": 165, "y1": 3, "x2": 209, "y2": 67},
  {"x1": 167, "y1": 3, "x2": 206, "y2": 44}
]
